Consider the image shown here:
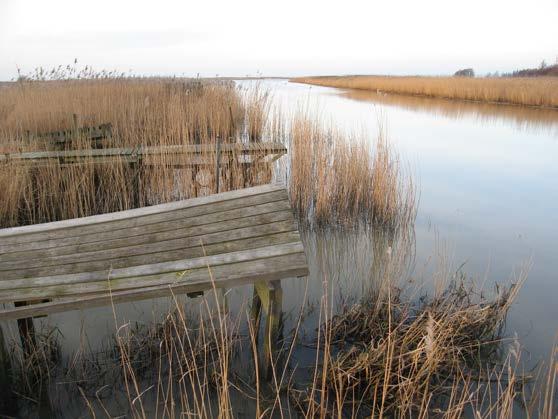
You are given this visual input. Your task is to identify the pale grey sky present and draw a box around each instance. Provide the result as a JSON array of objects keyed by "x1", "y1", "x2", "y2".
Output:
[{"x1": 1, "y1": 0, "x2": 557, "y2": 80}]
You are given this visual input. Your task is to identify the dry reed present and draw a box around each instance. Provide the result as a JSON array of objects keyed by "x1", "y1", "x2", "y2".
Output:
[
  {"x1": 292, "y1": 75, "x2": 558, "y2": 108},
  {"x1": 288, "y1": 117, "x2": 416, "y2": 230},
  {"x1": 0, "y1": 78, "x2": 276, "y2": 228}
]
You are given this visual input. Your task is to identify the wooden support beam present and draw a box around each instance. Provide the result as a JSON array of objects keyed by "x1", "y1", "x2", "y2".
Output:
[{"x1": 254, "y1": 280, "x2": 283, "y2": 381}]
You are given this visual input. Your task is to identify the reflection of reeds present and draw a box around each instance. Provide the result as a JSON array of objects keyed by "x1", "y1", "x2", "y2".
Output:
[
  {"x1": 292, "y1": 75, "x2": 558, "y2": 108},
  {"x1": 340, "y1": 88, "x2": 558, "y2": 135}
]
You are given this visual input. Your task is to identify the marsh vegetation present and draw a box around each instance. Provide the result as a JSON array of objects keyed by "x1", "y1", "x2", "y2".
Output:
[
  {"x1": 0, "y1": 73, "x2": 556, "y2": 417},
  {"x1": 292, "y1": 75, "x2": 558, "y2": 108}
]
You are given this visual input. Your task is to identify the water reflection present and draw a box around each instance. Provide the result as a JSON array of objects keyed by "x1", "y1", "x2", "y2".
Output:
[{"x1": 337, "y1": 89, "x2": 558, "y2": 136}]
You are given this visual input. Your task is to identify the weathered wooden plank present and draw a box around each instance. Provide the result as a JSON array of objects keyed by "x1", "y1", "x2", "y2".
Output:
[
  {"x1": 0, "y1": 252, "x2": 309, "y2": 320},
  {"x1": 0, "y1": 231, "x2": 302, "y2": 293},
  {"x1": 0, "y1": 184, "x2": 285, "y2": 242},
  {"x1": 0, "y1": 200, "x2": 292, "y2": 260},
  {"x1": 0, "y1": 219, "x2": 299, "y2": 280},
  {"x1": 0, "y1": 242, "x2": 304, "y2": 301},
  {"x1": 0, "y1": 142, "x2": 286, "y2": 163},
  {"x1": 0, "y1": 211, "x2": 295, "y2": 271}
]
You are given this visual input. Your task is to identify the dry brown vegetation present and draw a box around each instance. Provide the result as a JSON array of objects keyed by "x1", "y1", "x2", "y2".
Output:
[
  {"x1": 292, "y1": 75, "x2": 558, "y2": 108},
  {"x1": 0, "y1": 78, "x2": 276, "y2": 228},
  {"x1": 0, "y1": 76, "x2": 415, "y2": 230},
  {"x1": 4, "y1": 262, "x2": 556, "y2": 418},
  {"x1": 288, "y1": 117, "x2": 416, "y2": 229},
  {"x1": 1, "y1": 72, "x2": 555, "y2": 417}
]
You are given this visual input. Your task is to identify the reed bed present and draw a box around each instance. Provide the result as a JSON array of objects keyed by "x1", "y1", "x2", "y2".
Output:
[
  {"x1": 3, "y1": 261, "x2": 556, "y2": 418},
  {"x1": 288, "y1": 117, "x2": 416, "y2": 230},
  {"x1": 292, "y1": 75, "x2": 558, "y2": 108},
  {"x1": 0, "y1": 78, "x2": 277, "y2": 228},
  {"x1": 0, "y1": 76, "x2": 415, "y2": 230}
]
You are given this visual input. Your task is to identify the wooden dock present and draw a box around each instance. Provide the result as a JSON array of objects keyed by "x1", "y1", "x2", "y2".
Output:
[
  {"x1": 0, "y1": 142, "x2": 287, "y2": 166},
  {"x1": 0, "y1": 183, "x2": 306, "y2": 319},
  {"x1": 0, "y1": 184, "x2": 307, "y2": 379}
]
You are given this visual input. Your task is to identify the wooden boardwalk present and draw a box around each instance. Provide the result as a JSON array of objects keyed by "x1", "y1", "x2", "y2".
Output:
[
  {"x1": 0, "y1": 184, "x2": 306, "y2": 321},
  {"x1": 0, "y1": 142, "x2": 287, "y2": 166}
]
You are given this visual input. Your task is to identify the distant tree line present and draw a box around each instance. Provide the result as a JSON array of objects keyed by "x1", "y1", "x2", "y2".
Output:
[
  {"x1": 503, "y1": 60, "x2": 558, "y2": 77},
  {"x1": 454, "y1": 68, "x2": 475, "y2": 77}
]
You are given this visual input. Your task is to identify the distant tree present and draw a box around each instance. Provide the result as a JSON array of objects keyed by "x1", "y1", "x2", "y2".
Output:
[
  {"x1": 454, "y1": 68, "x2": 475, "y2": 77},
  {"x1": 540, "y1": 60, "x2": 547, "y2": 69}
]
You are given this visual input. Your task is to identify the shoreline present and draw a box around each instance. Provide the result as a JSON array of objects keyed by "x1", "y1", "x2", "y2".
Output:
[{"x1": 291, "y1": 76, "x2": 558, "y2": 110}]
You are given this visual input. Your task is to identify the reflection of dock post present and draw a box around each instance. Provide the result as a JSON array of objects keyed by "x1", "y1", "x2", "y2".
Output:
[
  {"x1": 0, "y1": 324, "x2": 17, "y2": 416},
  {"x1": 14, "y1": 302, "x2": 36, "y2": 357},
  {"x1": 252, "y1": 280, "x2": 283, "y2": 381}
]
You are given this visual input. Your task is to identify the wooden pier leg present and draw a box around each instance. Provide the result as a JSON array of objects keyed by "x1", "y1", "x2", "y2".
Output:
[
  {"x1": 250, "y1": 285, "x2": 262, "y2": 340},
  {"x1": 255, "y1": 280, "x2": 283, "y2": 381},
  {"x1": 131, "y1": 161, "x2": 141, "y2": 207},
  {"x1": 14, "y1": 302, "x2": 36, "y2": 357}
]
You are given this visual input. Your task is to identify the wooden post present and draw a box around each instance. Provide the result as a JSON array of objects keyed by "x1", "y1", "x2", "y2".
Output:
[
  {"x1": 254, "y1": 280, "x2": 283, "y2": 381},
  {"x1": 250, "y1": 286, "x2": 262, "y2": 336},
  {"x1": 215, "y1": 137, "x2": 221, "y2": 194},
  {"x1": 72, "y1": 113, "x2": 80, "y2": 132}
]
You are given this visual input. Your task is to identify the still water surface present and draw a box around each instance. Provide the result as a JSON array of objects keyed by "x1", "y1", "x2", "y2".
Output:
[{"x1": 253, "y1": 78, "x2": 558, "y2": 367}]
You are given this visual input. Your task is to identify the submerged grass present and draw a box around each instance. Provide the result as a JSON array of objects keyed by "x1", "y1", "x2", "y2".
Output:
[
  {"x1": 292, "y1": 75, "x2": 558, "y2": 109},
  {"x1": 3, "y1": 256, "x2": 555, "y2": 418}
]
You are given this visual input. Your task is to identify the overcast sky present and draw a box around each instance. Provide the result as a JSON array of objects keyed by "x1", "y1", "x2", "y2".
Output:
[{"x1": 1, "y1": 0, "x2": 557, "y2": 80}]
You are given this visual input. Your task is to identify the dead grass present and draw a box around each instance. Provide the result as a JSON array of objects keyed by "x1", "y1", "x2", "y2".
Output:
[
  {"x1": 288, "y1": 117, "x2": 416, "y2": 230},
  {"x1": 0, "y1": 78, "x2": 276, "y2": 228},
  {"x1": 292, "y1": 75, "x2": 558, "y2": 108}
]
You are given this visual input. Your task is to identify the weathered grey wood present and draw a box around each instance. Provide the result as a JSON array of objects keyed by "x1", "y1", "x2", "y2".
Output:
[
  {"x1": 0, "y1": 184, "x2": 285, "y2": 242},
  {"x1": 0, "y1": 252, "x2": 308, "y2": 321},
  {"x1": 26, "y1": 123, "x2": 113, "y2": 145},
  {"x1": 0, "y1": 200, "x2": 292, "y2": 260},
  {"x1": 0, "y1": 218, "x2": 298, "y2": 279},
  {"x1": 0, "y1": 142, "x2": 286, "y2": 164},
  {"x1": 0, "y1": 207, "x2": 293, "y2": 266},
  {"x1": 0, "y1": 184, "x2": 308, "y2": 325},
  {"x1": 0, "y1": 189, "x2": 288, "y2": 252},
  {"x1": 0, "y1": 231, "x2": 301, "y2": 294}
]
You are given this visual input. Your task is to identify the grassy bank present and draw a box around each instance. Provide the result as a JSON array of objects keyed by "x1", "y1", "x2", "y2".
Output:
[{"x1": 291, "y1": 75, "x2": 558, "y2": 108}]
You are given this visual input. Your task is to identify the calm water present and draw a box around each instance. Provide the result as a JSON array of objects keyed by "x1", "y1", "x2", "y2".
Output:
[
  {"x1": 249, "y1": 78, "x2": 558, "y2": 367},
  {"x1": 2, "y1": 79, "x2": 557, "y2": 416}
]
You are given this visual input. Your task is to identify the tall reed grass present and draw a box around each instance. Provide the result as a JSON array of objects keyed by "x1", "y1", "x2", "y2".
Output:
[
  {"x1": 292, "y1": 75, "x2": 558, "y2": 108},
  {"x1": 0, "y1": 76, "x2": 416, "y2": 230},
  {"x1": 288, "y1": 117, "x2": 416, "y2": 230},
  {"x1": 0, "y1": 78, "x2": 276, "y2": 227}
]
